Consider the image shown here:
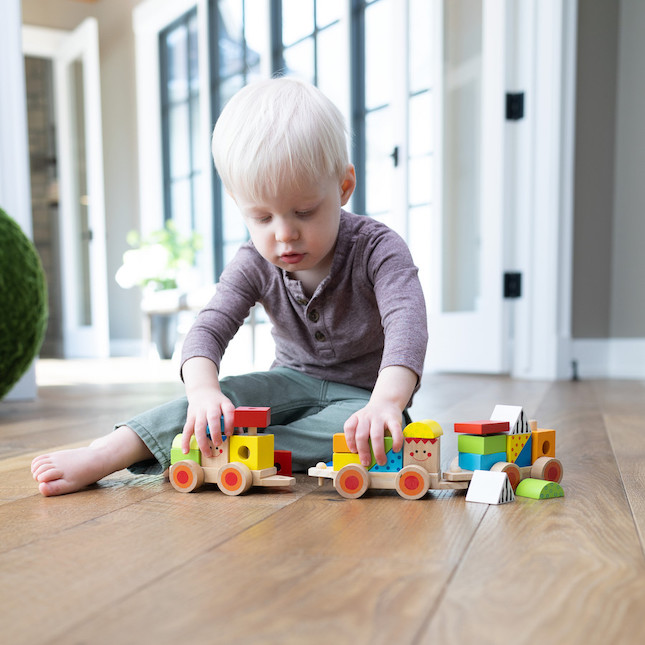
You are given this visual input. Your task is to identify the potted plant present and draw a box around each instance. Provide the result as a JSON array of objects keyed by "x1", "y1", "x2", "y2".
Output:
[{"x1": 116, "y1": 221, "x2": 202, "y2": 358}]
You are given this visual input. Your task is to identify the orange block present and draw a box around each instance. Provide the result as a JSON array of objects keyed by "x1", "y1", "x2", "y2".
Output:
[
  {"x1": 333, "y1": 432, "x2": 351, "y2": 453},
  {"x1": 532, "y1": 428, "x2": 556, "y2": 462}
]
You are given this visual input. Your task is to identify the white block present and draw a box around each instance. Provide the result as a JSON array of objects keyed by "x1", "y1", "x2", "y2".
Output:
[
  {"x1": 490, "y1": 404, "x2": 530, "y2": 435},
  {"x1": 466, "y1": 470, "x2": 515, "y2": 505}
]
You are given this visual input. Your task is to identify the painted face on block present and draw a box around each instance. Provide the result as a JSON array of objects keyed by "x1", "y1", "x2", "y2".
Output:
[{"x1": 403, "y1": 437, "x2": 439, "y2": 473}]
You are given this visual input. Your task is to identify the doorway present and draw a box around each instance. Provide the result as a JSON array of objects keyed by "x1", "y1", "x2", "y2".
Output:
[{"x1": 22, "y1": 18, "x2": 110, "y2": 358}]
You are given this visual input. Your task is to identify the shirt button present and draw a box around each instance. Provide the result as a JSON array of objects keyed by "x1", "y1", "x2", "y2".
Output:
[
  {"x1": 308, "y1": 310, "x2": 320, "y2": 323},
  {"x1": 297, "y1": 298, "x2": 308, "y2": 306},
  {"x1": 315, "y1": 331, "x2": 326, "y2": 342}
]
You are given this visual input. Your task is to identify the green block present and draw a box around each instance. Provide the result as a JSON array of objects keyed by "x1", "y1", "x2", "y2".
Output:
[
  {"x1": 170, "y1": 433, "x2": 201, "y2": 466},
  {"x1": 515, "y1": 478, "x2": 564, "y2": 500},
  {"x1": 458, "y1": 433, "x2": 507, "y2": 455}
]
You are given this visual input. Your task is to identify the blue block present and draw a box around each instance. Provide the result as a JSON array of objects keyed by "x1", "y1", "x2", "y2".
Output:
[
  {"x1": 369, "y1": 448, "x2": 403, "y2": 472},
  {"x1": 459, "y1": 451, "x2": 507, "y2": 471},
  {"x1": 515, "y1": 436, "x2": 533, "y2": 467},
  {"x1": 206, "y1": 415, "x2": 226, "y2": 440}
]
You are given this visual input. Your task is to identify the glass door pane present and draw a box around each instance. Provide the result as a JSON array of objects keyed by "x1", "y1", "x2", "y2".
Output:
[{"x1": 69, "y1": 57, "x2": 92, "y2": 326}]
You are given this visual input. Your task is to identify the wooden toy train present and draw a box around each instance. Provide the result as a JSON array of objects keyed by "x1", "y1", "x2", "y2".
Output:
[
  {"x1": 169, "y1": 406, "x2": 295, "y2": 495},
  {"x1": 308, "y1": 404, "x2": 564, "y2": 501},
  {"x1": 169, "y1": 404, "x2": 563, "y2": 502}
]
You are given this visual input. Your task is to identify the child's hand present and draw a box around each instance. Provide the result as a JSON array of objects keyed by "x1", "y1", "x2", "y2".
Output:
[
  {"x1": 182, "y1": 387, "x2": 236, "y2": 458},
  {"x1": 343, "y1": 401, "x2": 404, "y2": 468}
]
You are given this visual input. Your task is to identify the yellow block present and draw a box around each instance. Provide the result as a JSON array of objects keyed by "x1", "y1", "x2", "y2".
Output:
[
  {"x1": 230, "y1": 434, "x2": 274, "y2": 471},
  {"x1": 506, "y1": 433, "x2": 531, "y2": 463},
  {"x1": 333, "y1": 452, "x2": 362, "y2": 471},
  {"x1": 403, "y1": 419, "x2": 443, "y2": 439}
]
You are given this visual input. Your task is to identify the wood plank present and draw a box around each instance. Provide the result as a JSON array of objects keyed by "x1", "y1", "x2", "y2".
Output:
[
  {"x1": 0, "y1": 476, "x2": 315, "y2": 645},
  {"x1": 46, "y1": 489, "x2": 485, "y2": 644},
  {"x1": 420, "y1": 381, "x2": 645, "y2": 643},
  {"x1": 605, "y1": 413, "x2": 645, "y2": 554}
]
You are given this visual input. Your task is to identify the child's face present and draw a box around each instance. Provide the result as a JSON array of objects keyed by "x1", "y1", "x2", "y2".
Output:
[{"x1": 234, "y1": 165, "x2": 355, "y2": 282}]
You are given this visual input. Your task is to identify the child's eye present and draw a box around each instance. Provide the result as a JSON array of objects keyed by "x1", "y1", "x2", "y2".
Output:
[{"x1": 295, "y1": 209, "x2": 314, "y2": 217}]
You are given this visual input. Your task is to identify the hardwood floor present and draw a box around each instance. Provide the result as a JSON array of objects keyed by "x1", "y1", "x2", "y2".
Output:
[{"x1": 1, "y1": 361, "x2": 644, "y2": 644}]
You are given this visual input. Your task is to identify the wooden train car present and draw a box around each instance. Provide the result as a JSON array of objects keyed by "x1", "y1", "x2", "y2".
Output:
[{"x1": 169, "y1": 406, "x2": 295, "y2": 495}]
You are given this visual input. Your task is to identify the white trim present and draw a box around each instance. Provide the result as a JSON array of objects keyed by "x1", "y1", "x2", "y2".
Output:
[
  {"x1": 511, "y1": 0, "x2": 578, "y2": 380},
  {"x1": 571, "y1": 339, "x2": 645, "y2": 380}
]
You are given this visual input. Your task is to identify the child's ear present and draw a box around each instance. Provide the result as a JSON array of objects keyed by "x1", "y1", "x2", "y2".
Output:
[{"x1": 340, "y1": 165, "x2": 356, "y2": 205}]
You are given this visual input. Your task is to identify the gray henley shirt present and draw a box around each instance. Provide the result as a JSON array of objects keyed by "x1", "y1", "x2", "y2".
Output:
[{"x1": 181, "y1": 210, "x2": 428, "y2": 394}]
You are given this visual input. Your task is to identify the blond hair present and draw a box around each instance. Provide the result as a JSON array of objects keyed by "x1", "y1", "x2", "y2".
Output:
[{"x1": 212, "y1": 77, "x2": 349, "y2": 201}]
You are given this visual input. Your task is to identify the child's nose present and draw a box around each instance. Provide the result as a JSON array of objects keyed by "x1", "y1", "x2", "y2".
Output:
[{"x1": 275, "y1": 221, "x2": 299, "y2": 243}]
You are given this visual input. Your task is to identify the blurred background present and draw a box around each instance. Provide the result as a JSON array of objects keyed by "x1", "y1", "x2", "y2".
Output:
[{"x1": 2, "y1": 0, "x2": 644, "y2": 398}]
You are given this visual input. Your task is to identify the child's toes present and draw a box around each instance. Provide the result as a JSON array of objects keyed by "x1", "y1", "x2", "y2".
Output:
[
  {"x1": 30, "y1": 455, "x2": 49, "y2": 474},
  {"x1": 39, "y1": 479, "x2": 72, "y2": 497},
  {"x1": 34, "y1": 463, "x2": 62, "y2": 483}
]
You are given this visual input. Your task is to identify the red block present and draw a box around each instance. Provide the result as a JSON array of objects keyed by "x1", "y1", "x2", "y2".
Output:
[
  {"x1": 234, "y1": 406, "x2": 271, "y2": 429},
  {"x1": 273, "y1": 450, "x2": 292, "y2": 476},
  {"x1": 454, "y1": 420, "x2": 510, "y2": 435}
]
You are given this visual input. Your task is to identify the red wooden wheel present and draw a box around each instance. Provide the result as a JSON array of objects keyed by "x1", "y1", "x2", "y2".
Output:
[
  {"x1": 531, "y1": 457, "x2": 563, "y2": 483},
  {"x1": 491, "y1": 462, "x2": 522, "y2": 491},
  {"x1": 169, "y1": 460, "x2": 205, "y2": 493},
  {"x1": 334, "y1": 464, "x2": 369, "y2": 499},
  {"x1": 395, "y1": 466, "x2": 430, "y2": 500},
  {"x1": 216, "y1": 462, "x2": 253, "y2": 496}
]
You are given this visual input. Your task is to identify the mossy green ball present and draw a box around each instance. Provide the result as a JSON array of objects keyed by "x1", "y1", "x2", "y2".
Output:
[{"x1": 0, "y1": 208, "x2": 48, "y2": 399}]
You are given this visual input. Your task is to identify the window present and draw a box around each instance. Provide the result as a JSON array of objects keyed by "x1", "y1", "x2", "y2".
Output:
[
  {"x1": 159, "y1": 9, "x2": 202, "y2": 237},
  {"x1": 211, "y1": 0, "x2": 268, "y2": 277}
]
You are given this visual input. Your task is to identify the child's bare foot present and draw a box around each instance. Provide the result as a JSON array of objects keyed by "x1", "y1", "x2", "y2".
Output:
[
  {"x1": 30, "y1": 426, "x2": 153, "y2": 496},
  {"x1": 31, "y1": 444, "x2": 114, "y2": 496}
]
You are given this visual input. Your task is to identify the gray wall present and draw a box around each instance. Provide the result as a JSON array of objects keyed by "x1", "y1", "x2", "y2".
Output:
[
  {"x1": 610, "y1": 0, "x2": 645, "y2": 337},
  {"x1": 573, "y1": 0, "x2": 645, "y2": 339},
  {"x1": 22, "y1": 0, "x2": 146, "y2": 348}
]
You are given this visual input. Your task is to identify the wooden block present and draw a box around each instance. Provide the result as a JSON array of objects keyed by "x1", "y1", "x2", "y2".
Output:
[
  {"x1": 403, "y1": 436, "x2": 440, "y2": 474},
  {"x1": 490, "y1": 404, "x2": 530, "y2": 435},
  {"x1": 506, "y1": 433, "x2": 532, "y2": 465},
  {"x1": 333, "y1": 436, "x2": 393, "y2": 470},
  {"x1": 333, "y1": 432, "x2": 350, "y2": 453},
  {"x1": 532, "y1": 428, "x2": 556, "y2": 462},
  {"x1": 454, "y1": 420, "x2": 510, "y2": 435},
  {"x1": 403, "y1": 419, "x2": 443, "y2": 438},
  {"x1": 251, "y1": 467, "x2": 277, "y2": 485},
  {"x1": 273, "y1": 449, "x2": 292, "y2": 476},
  {"x1": 170, "y1": 433, "x2": 201, "y2": 466},
  {"x1": 230, "y1": 434, "x2": 274, "y2": 470},
  {"x1": 466, "y1": 470, "x2": 515, "y2": 504},
  {"x1": 233, "y1": 406, "x2": 271, "y2": 429},
  {"x1": 369, "y1": 445, "x2": 402, "y2": 472},
  {"x1": 515, "y1": 436, "x2": 533, "y2": 467},
  {"x1": 458, "y1": 433, "x2": 507, "y2": 455},
  {"x1": 333, "y1": 452, "x2": 362, "y2": 471},
  {"x1": 459, "y1": 451, "x2": 507, "y2": 471},
  {"x1": 515, "y1": 478, "x2": 564, "y2": 499},
  {"x1": 200, "y1": 437, "x2": 231, "y2": 484}
]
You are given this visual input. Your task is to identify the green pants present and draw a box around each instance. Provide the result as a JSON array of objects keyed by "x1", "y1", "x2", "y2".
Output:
[{"x1": 120, "y1": 367, "x2": 377, "y2": 474}]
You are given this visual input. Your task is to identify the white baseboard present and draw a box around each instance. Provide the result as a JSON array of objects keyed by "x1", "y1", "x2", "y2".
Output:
[{"x1": 571, "y1": 338, "x2": 645, "y2": 379}]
